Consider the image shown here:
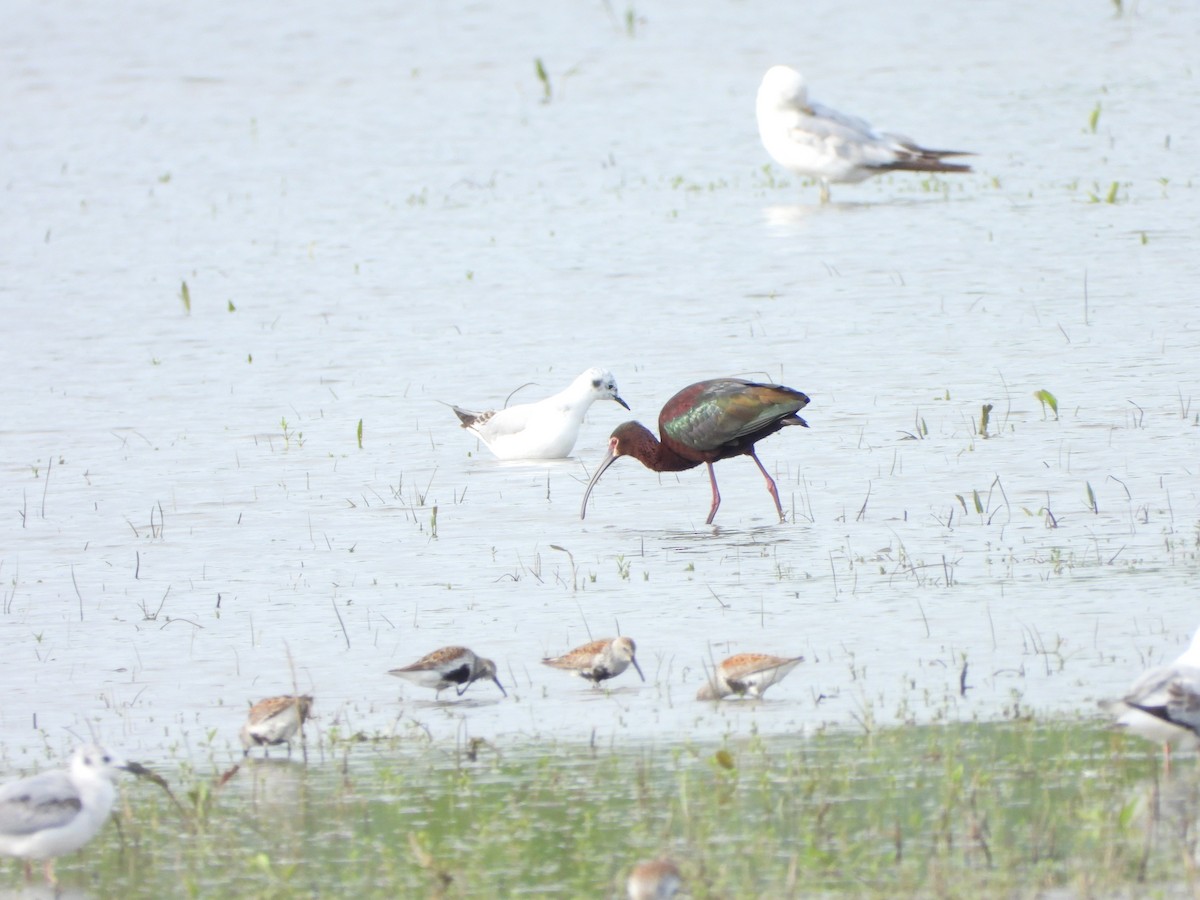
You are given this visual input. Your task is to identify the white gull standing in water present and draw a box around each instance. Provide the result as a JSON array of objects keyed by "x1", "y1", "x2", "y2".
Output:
[
  {"x1": 0, "y1": 745, "x2": 130, "y2": 884},
  {"x1": 452, "y1": 367, "x2": 629, "y2": 459},
  {"x1": 755, "y1": 64, "x2": 973, "y2": 203}
]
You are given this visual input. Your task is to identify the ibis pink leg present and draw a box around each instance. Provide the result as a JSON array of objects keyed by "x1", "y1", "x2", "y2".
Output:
[
  {"x1": 748, "y1": 449, "x2": 785, "y2": 522},
  {"x1": 705, "y1": 462, "x2": 722, "y2": 525}
]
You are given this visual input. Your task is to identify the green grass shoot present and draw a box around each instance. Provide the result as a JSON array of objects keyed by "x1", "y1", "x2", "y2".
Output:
[
  {"x1": 534, "y1": 58, "x2": 551, "y2": 102},
  {"x1": 1034, "y1": 389, "x2": 1059, "y2": 419},
  {"x1": 180, "y1": 280, "x2": 191, "y2": 314}
]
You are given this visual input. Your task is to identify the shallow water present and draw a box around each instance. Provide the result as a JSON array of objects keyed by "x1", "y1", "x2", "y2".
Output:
[{"x1": 1, "y1": 0, "x2": 1199, "y2": 765}]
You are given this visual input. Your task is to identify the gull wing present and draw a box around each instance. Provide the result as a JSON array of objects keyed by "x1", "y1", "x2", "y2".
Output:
[{"x1": 0, "y1": 770, "x2": 83, "y2": 836}]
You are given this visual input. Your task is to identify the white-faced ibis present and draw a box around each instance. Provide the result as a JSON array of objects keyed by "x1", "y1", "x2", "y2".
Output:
[
  {"x1": 542, "y1": 636, "x2": 645, "y2": 685},
  {"x1": 580, "y1": 378, "x2": 810, "y2": 525},
  {"x1": 240, "y1": 695, "x2": 314, "y2": 757},
  {"x1": 696, "y1": 653, "x2": 804, "y2": 701},
  {"x1": 0, "y1": 745, "x2": 130, "y2": 885},
  {"x1": 756, "y1": 64, "x2": 973, "y2": 203},
  {"x1": 388, "y1": 646, "x2": 507, "y2": 698},
  {"x1": 452, "y1": 367, "x2": 629, "y2": 459},
  {"x1": 1100, "y1": 625, "x2": 1200, "y2": 765}
]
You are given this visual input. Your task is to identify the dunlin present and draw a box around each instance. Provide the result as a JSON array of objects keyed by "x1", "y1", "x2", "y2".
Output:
[
  {"x1": 240, "y1": 695, "x2": 314, "y2": 756},
  {"x1": 627, "y1": 857, "x2": 683, "y2": 900},
  {"x1": 389, "y1": 646, "x2": 507, "y2": 698},
  {"x1": 697, "y1": 652, "x2": 803, "y2": 701},
  {"x1": 542, "y1": 636, "x2": 645, "y2": 685}
]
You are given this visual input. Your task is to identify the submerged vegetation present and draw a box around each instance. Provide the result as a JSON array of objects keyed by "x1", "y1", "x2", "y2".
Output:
[{"x1": 15, "y1": 721, "x2": 1199, "y2": 897}]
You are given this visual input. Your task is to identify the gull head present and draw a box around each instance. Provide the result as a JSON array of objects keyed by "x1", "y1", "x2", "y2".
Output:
[
  {"x1": 577, "y1": 367, "x2": 630, "y2": 410},
  {"x1": 758, "y1": 65, "x2": 809, "y2": 113},
  {"x1": 72, "y1": 745, "x2": 130, "y2": 783}
]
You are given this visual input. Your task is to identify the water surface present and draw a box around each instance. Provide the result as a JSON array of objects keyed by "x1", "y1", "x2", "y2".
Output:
[{"x1": 1, "y1": 0, "x2": 1198, "y2": 764}]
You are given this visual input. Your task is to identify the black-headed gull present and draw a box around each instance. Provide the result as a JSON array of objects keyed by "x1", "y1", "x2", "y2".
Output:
[
  {"x1": 0, "y1": 745, "x2": 129, "y2": 884},
  {"x1": 1100, "y1": 626, "x2": 1200, "y2": 763},
  {"x1": 453, "y1": 367, "x2": 629, "y2": 460},
  {"x1": 1127, "y1": 670, "x2": 1200, "y2": 738},
  {"x1": 756, "y1": 64, "x2": 973, "y2": 203}
]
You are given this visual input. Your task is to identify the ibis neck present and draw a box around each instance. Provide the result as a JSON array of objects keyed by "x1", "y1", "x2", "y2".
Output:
[{"x1": 644, "y1": 436, "x2": 700, "y2": 473}]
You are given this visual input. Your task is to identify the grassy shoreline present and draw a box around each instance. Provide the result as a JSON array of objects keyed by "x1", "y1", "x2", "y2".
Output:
[{"x1": 6, "y1": 719, "x2": 1199, "y2": 898}]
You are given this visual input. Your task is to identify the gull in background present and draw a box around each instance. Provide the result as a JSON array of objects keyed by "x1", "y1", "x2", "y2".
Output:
[
  {"x1": 452, "y1": 367, "x2": 629, "y2": 460},
  {"x1": 755, "y1": 64, "x2": 973, "y2": 203},
  {"x1": 1128, "y1": 670, "x2": 1200, "y2": 740},
  {"x1": 1100, "y1": 626, "x2": 1200, "y2": 766}
]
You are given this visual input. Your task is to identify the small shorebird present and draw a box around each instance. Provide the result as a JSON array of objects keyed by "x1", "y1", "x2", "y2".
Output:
[
  {"x1": 756, "y1": 64, "x2": 973, "y2": 203},
  {"x1": 627, "y1": 857, "x2": 683, "y2": 900},
  {"x1": 389, "y1": 646, "x2": 507, "y2": 698},
  {"x1": 0, "y1": 745, "x2": 130, "y2": 885},
  {"x1": 1100, "y1": 626, "x2": 1200, "y2": 763},
  {"x1": 696, "y1": 653, "x2": 804, "y2": 701},
  {"x1": 240, "y1": 695, "x2": 314, "y2": 756},
  {"x1": 542, "y1": 637, "x2": 645, "y2": 686},
  {"x1": 452, "y1": 367, "x2": 630, "y2": 460}
]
